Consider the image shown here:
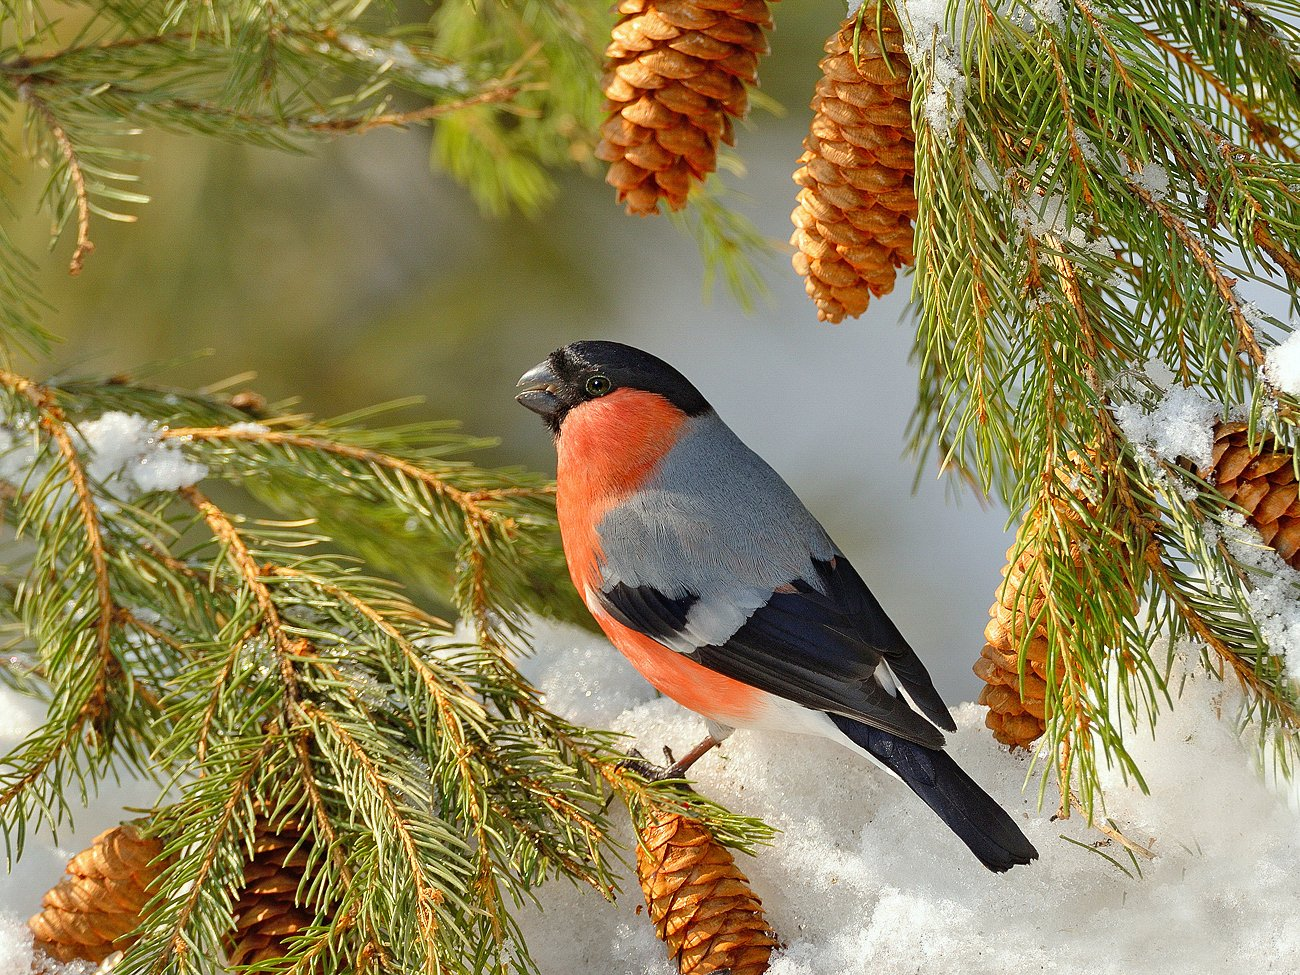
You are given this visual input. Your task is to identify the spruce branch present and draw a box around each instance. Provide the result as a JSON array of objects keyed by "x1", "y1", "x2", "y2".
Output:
[
  {"x1": 0, "y1": 365, "x2": 772, "y2": 972},
  {"x1": 1126, "y1": 178, "x2": 1268, "y2": 372},
  {"x1": 17, "y1": 83, "x2": 95, "y2": 274},
  {"x1": 907, "y1": 0, "x2": 1300, "y2": 809}
]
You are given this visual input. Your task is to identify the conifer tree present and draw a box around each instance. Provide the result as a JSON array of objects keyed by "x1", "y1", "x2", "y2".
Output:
[
  {"x1": 0, "y1": 2, "x2": 770, "y2": 972},
  {"x1": 4, "y1": 0, "x2": 1300, "y2": 969}
]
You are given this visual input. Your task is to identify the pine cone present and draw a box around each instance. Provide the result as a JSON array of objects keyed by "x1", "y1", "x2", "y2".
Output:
[
  {"x1": 1204, "y1": 421, "x2": 1300, "y2": 567},
  {"x1": 225, "y1": 816, "x2": 316, "y2": 970},
  {"x1": 976, "y1": 542, "x2": 1055, "y2": 749},
  {"x1": 597, "y1": 0, "x2": 776, "y2": 215},
  {"x1": 28, "y1": 822, "x2": 170, "y2": 964},
  {"x1": 790, "y1": 10, "x2": 916, "y2": 323},
  {"x1": 635, "y1": 809, "x2": 775, "y2": 975}
]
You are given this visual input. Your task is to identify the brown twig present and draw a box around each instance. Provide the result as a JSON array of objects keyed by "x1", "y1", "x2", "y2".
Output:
[
  {"x1": 179, "y1": 486, "x2": 303, "y2": 709},
  {"x1": 301, "y1": 703, "x2": 445, "y2": 953},
  {"x1": 165, "y1": 423, "x2": 544, "y2": 651},
  {"x1": 147, "y1": 737, "x2": 275, "y2": 975},
  {"x1": 0, "y1": 370, "x2": 116, "y2": 717},
  {"x1": 17, "y1": 85, "x2": 95, "y2": 275},
  {"x1": 293, "y1": 86, "x2": 522, "y2": 134},
  {"x1": 164, "y1": 426, "x2": 511, "y2": 523},
  {"x1": 1046, "y1": 38, "x2": 1095, "y2": 207},
  {"x1": 1140, "y1": 28, "x2": 1300, "y2": 165},
  {"x1": 1145, "y1": 545, "x2": 1300, "y2": 730},
  {"x1": 1127, "y1": 180, "x2": 1268, "y2": 371},
  {"x1": 1254, "y1": 222, "x2": 1300, "y2": 285},
  {"x1": 1066, "y1": 790, "x2": 1157, "y2": 859}
]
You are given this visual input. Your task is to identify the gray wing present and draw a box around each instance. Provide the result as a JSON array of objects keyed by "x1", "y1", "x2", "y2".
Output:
[{"x1": 594, "y1": 415, "x2": 954, "y2": 748}]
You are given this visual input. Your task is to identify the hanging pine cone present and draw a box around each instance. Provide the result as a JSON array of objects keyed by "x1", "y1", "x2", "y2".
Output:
[
  {"x1": 1204, "y1": 421, "x2": 1300, "y2": 567},
  {"x1": 28, "y1": 822, "x2": 170, "y2": 965},
  {"x1": 790, "y1": 9, "x2": 916, "y2": 323},
  {"x1": 635, "y1": 808, "x2": 775, "y2": 975},
  {"x1": 225, "y1": 816, "x2": 316, "y2": 970},
  {"x1": 597, "y1": 0, "x2": 776, "y2": 215},
  {"x1": 975, "y1": 540, "x2": 1055, "y2": 749}
]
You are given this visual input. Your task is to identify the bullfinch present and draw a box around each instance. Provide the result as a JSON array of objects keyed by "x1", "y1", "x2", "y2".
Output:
[{"x1": 516, "y1": 341, "x2": 1038, "y2": 872}]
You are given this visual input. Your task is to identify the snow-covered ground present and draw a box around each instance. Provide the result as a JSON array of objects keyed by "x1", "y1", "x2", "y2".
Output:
[{"x1": 3, "y1": 619, "x2": 1298, "y2": 974}]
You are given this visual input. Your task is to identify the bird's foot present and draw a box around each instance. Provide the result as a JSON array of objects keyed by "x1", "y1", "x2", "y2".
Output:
[
  {"x1": 617, "y1": 735, "x2": 723, "y2": 782},
  {"x1": 617, "y1": 746, "x2": 691, "y2": 783}
]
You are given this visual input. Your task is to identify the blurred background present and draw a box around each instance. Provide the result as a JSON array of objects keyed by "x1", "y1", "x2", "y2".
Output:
[{"x1": 1, "y1": 1, "x2": 1012, "y2": 705}]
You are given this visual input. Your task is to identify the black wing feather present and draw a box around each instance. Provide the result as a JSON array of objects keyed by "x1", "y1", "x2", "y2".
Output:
[
  {"x1": 806, "y1": 556, "x2": 956, "y2": 732},
  {"x1": 599, "y1": 555, "x2": 955, "y2": 749}
]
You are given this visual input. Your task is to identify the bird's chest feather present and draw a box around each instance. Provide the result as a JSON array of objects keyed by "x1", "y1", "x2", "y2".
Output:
[{"x1": 555, "y1": 389, "x2": 685, "y2": 592}]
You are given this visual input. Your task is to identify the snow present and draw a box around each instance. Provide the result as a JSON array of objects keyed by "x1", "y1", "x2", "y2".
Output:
[
  {"x1": 884, "y1": 0, "x2": 1068, "y2": 144},
  {"x1": 894, "y1": 0, "x2": 967, "y2": 143},
  {"x1": 4, "y1": 619, "x2": 1299, "y2": 972},
  {"x1": 335, "y1": 34, "x2": 469, "y2": 91},
  {"x1": 78, "y1": 412, "x2": 208, "y2": 495},
  {"x1": 0, "y1": 426, "x2": 39, "y2": 488},
  {"x1": 225, "y1": 421, "x2": 270, "y2": 435},
  {"x1": 1265, "y1": 329, "x2": 1300, "y2": 397},
  {"x1": 1114, "y1": 384, "x2": 1222, "y2": 469},
  {"x1": 0, "y1": 689, "x2": 158, "y2": 973},
  {"x1": 1207, "y1": 511, "x2": 1300, "y2": 680},
  {"x1": 1128, "y1": 162, "x2": 1170, "y2": 203},
  {"x1": 510, "y1": 621, "x2": 1300, "y2": 975},
  {"x1": 0, "y1": 411, "x2": 208, "y2": 505}
]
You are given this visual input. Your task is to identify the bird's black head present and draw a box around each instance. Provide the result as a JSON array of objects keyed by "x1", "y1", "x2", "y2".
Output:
[{"x1": 515, "y1": 341, "x2": 712, "y2": 433}]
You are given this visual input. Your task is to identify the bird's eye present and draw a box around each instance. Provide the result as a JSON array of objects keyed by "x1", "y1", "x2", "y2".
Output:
[{"x1": 585, "y1": 374, "x2": 612, "y2": 397}]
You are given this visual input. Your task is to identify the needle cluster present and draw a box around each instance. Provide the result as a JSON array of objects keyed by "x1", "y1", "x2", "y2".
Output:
[{"x1": 902, "y1": 0, "x2": 1300, "y2": 812}]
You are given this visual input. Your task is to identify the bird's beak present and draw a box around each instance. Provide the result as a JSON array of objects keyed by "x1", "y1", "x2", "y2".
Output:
[{"x1": 515, "y1": 360, "x2": 562, "y2": 417}]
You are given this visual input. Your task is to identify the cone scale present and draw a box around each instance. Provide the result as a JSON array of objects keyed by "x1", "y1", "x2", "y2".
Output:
[
  {"x1": 28, "y1": 822, "x2": 170, "y2": 965},
  {"x1": 790, "y1": 9, "x2": 917, "y2": 323},
  {"x1": 635, "y1": 809, "x2": 775, "y2": 975},
  {"x1": 225, "y1": 816, "x2": 316, "y2": 969},
  {"x1": 597, "y1": 0, "x2": 777, "y2": 215},
  {"x1": 1205, "y1": 421, "x2": 1300, "y2": 566}
]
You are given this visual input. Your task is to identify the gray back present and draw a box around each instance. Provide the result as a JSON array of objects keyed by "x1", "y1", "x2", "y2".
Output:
[{"x1": 594, "y1": 413, "x2": 835, "y2": 645}]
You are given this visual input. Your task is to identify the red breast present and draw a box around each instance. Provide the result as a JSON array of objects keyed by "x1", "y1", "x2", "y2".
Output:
[
  {"x1": 555, "y1": 388, "x2": 686, "y2": 594},
  {"x1": 554, "y1": 388, "x2": 766, "y2": 725}
]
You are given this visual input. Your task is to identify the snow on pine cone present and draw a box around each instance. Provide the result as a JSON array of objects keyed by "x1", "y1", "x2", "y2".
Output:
[
  {"x1": 636, "y1": 809, "x2": 776, "y2": 975},
  {"x1": 225, "y1": 816, "x2": 317, "y2": 969},
  {"x1": 1204, "y1": 421, "x2": 1300, "y2": 567},
  {"x1": 597, "y1": 0, "x2": 776, "y2": 215},
  {"x1": 28, "y1": 822, "x2": 171, "y2": 965},
  {"x1": 790, "y1": 9, "x2": 916, "y2": 323}
]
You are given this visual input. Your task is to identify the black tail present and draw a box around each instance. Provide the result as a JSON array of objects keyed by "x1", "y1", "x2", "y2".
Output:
[{"x1": 830, "y1": 714, "x2": 1038, "y2": 872}]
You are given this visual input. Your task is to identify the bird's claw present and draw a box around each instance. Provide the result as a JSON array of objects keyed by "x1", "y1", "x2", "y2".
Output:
[{"x1": 616, "y1": 748, "x2": 693, "y2": 784}]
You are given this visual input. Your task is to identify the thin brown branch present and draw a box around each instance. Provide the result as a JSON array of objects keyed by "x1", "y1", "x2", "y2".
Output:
[
  {"x1": 1254, "y1": 222, "x2": 1300, "y2": 286},
  {"x1": 0, "y1": 723, "x2": 83, "y2": 808},
  {"x1": 148, "y1": 737, "x2": 274, "y2": 975},
  {"x1": 289, "y1": 732, "x2": 395, "y2": 971},
  {"x1": 302, "y1": 703, "x2": 445, "y2": 959},
  {"x1": 0, "y1": 370, "x2": 116, "y2": 719},
  {"x1": 268, "y1": 563, "x2": 504, "y2": 935},
  {"x1": 296, "y1": 86, "x2": 522, "y2": 134},
  {"x1": 1145, "y1": 546, "x2": 1300, "y2": 730},
  {"x1": 180, "y1": 485, "x2": 302, "y2": 709},
  {"x1": 117, "y1": 606, "x2": 192, "y2": 657},
  {"x1": 1140, "y1": 28, "x2": 1300, "y2": 165},
  {"x1": 166, "y1": 423, "x2": 540, "y2": 650},
  {"x1": 1127, "y1": 180, "x2": 1268, "y2": 370},
  {"x1": 17, "y1": 85, "x2": 94, "y2": 275},
  {"x1": 1073, "y1": 0, "x2": 1136, "y2": 93},
  {"x1": 1, "y1": 31, "x2": 208, "y2": 71},
  {"x1": 164, "y1": 426, "x2": 511, "y2": 524},
  {"x1": 1046, "y1": 38, "x2": 1094, "y2": 207}
]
